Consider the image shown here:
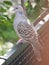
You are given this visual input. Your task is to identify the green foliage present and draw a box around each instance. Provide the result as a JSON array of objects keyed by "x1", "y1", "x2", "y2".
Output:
[
  {"x1": 25, "y1": 0, "x2": 46, "y2": 22},
  {"x1": 35, "y1": 0, "x2": 40, "y2": 3},
  {"x1": 0, "y1": 1, "x2": 19, "y2": 43},
  {"x1": 0, "y1": 0, "x2": 19, "y2": 56},
  {"x1": 0, "y1": 6, "x2": 6, "y2": 12},
  {"x1": 35, "y1": 0, "x2": 47, "y2": 7},
  {"x1": 3, "y1": 1, "x2": 12, "y2": 6}
]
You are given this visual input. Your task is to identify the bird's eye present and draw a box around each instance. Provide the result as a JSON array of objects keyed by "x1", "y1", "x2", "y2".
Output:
[{"x1": 16, "y1": 7, "x2": 18, "y2": 9}]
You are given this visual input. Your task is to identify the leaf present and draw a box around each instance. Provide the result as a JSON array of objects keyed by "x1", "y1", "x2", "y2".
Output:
[
  {"x1": 3, "y1": 1, "x2": 12, "y2": 6},
  {"x1": 24, "y1": 2, "x2": 29, "y2": 7},
  {"x1": 0, "y1": 2, "x2": 9, "y2": 9},
  {"x1": 11, "y1": 14, "x2": 15, "y2": 23},
  {"x1": 0, "y1": 6, "x2": 6, "y2": 12}
]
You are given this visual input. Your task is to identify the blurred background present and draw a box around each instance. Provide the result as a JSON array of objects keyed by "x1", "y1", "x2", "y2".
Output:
[{"x1": 0, "y1": 0, "x2": 49, "y2": 56}]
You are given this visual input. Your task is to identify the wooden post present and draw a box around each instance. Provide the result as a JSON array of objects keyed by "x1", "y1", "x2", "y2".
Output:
[{"x1": 21, "y1": 0, "x2": 27, "y2": 16}]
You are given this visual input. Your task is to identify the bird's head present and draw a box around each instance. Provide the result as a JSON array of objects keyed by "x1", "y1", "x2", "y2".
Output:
[{"x1": 13, "y1": 5, "x2": 24, "y2": 13}]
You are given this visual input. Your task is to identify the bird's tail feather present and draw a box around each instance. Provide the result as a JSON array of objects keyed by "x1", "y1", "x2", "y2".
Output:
[{"x1": 31, "y1": 44, "x2": 42, "y2": 62}]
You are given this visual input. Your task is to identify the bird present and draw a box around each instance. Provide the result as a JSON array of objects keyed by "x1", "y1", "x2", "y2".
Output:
[{"x1": 13, "y1": 5, "x2": 42, "y2": 62}]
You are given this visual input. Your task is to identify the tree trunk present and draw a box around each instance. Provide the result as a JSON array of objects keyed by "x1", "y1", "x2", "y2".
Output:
[
  {"x1": 46, "y1": 0, "x2": 49, "y2": 7},
  {"x1": 21, "y1": 0, "x2": 28, "y2": 16}
]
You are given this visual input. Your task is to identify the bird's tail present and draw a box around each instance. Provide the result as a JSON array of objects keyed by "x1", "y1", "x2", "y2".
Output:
[{"x1": 31, "y1": 44, "x2": 42, "y2": 62}]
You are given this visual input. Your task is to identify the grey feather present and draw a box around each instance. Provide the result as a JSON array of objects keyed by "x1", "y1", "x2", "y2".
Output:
[{"x1": 13, "y1": 5, "x2": 42, "y2": 61}]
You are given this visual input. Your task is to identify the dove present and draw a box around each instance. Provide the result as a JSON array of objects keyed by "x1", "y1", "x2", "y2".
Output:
[{"x1": 13, "y1": 5, "x2": 42, "y2": 62}]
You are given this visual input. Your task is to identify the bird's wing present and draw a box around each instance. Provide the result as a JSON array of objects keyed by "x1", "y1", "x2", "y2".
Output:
[
  {"x1": 17, "y1": 21, "x2": 35, "y2": 42},
  {"x1": 17, "y1": 21, "x2": 42, "y2": 49}
]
